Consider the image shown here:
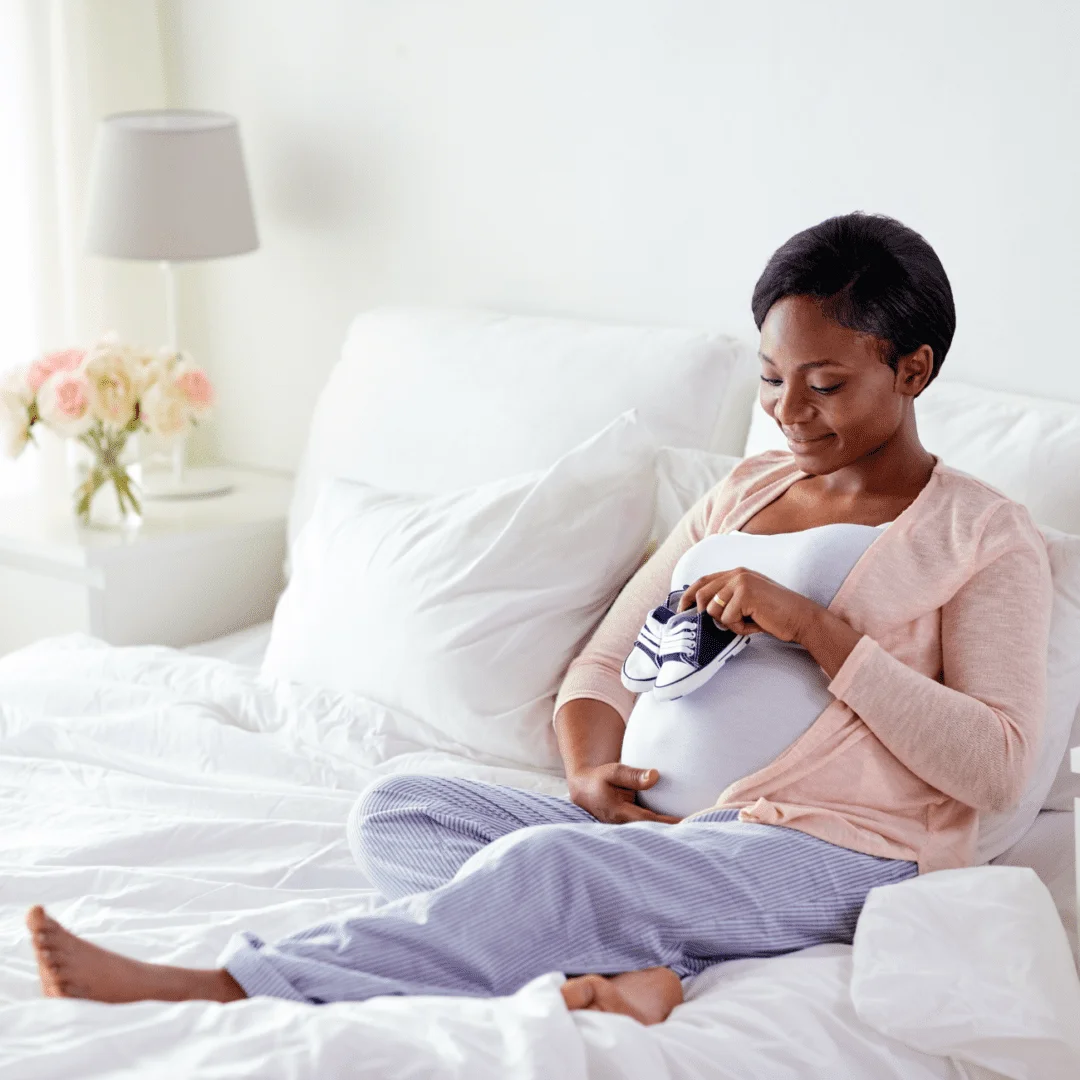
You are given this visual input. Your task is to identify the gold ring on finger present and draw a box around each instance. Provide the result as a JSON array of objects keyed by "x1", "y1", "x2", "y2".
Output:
[{"x1": 712, "y1": 593, "x2": 726, "y2": 609}]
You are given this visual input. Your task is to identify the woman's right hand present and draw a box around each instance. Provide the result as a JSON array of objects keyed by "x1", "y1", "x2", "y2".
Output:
[{"x1": 568, "y1": 764, "x2": 682, "y2": 824}]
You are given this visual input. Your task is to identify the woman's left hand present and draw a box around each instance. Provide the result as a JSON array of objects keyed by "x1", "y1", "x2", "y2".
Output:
[{"x1": 675, "y1": 568, "x2": 819, "y2": 643}]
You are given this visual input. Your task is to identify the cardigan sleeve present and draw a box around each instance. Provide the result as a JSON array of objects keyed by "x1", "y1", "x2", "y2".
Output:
[
  {"x1": 827, "y1": 504, "x2": 1052, "y2": 813},
  {"x1": 552, "y1": 489, "x2": 716, "y2": 723}
]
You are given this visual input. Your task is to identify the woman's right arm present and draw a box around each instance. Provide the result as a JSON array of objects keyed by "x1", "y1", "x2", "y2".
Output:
[
  {"x1": 553, "y1": 481, "x2": 730, "y2": 823},
  {"x1": 555, "y1": 698, "x2": 677, "y2": 823}
]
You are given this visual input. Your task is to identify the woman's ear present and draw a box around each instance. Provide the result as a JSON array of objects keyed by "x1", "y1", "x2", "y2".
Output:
[{"x1": 894, "y1": 345, "x2": 934, "y2": 398}]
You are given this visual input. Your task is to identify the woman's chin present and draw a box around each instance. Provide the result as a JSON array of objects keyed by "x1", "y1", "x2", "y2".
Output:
[{"x1": 787, "y1": 436, "x2": 837, "y2": 469}]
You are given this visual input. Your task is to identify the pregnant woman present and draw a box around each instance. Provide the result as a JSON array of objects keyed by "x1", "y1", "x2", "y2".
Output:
[{"x1": 27, "y1": 212, "x2": 1051, "y2": 1025}]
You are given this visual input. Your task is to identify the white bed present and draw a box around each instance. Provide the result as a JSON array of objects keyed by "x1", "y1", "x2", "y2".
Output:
[
  {"x1": 184, "y1": 620, "x2": 1079, "y2": 956},
  {"x1": 2, "y1": 308, "x2": 1079, "y2": 1079}
]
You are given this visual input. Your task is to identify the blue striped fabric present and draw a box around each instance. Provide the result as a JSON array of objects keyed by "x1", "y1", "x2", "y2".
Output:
[{"x1": 222, "y1": 774, "x2": 917, "y2": 1004}]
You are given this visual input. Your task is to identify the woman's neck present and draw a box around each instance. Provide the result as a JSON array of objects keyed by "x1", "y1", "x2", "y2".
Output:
[{"x1": 814, "y1": 418, "x2": 935, "y2": 500}]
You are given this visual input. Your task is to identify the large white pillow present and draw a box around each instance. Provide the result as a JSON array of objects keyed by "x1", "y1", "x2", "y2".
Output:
[
  {"x1": 289, "y1": 306, "x2": 755, "y2": 551},
  {"x1": 647, "y1": 447, "x2": 1080, "y2": 855},
  {"x1": 264, "y1": 411, "x2": 657, "y2": 771},
  {"x1": 650, "y1": 446, "x2": 741, "y2": 548}
]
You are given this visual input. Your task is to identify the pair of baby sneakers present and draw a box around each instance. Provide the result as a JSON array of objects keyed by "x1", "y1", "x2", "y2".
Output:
[{"x1": 621, "y1": 588, "x2": 749, "y2": 701}]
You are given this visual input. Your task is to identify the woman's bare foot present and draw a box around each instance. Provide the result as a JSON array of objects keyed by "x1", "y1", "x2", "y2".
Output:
[
  {"x1": 561, "y1": 966, "x2": 683, "y2": 1025},
  {"x1": 26, "y1": 906, "x2": 246, "y2": 1004}
]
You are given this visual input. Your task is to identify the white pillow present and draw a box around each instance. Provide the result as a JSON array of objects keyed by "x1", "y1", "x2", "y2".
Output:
[
  {"x1": 1046, "y1": 714, "x2": 1080, "y2": 810},
  {"x1": 290, "y1": 306, "x2": 755, "y2": 551},
  {"x1": 852, "y1": 867, "x2": 1080, "y2": 1077},
  {"x1": 1043, "y1": 529, "x2": 1080, "y2": 811},
  {"x1": 643, "y1": 446, "x2": 1080, "y2": 851},
  {"x1": 977, "y1": 527, "x2": 1080, "y2": 856},
  {"x1": 263, "y1": 411, "x2": 657, "y2": 771}
]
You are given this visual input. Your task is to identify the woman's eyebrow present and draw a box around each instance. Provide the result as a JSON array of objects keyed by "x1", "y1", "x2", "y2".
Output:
[{"x1": 758, "y1": 351, "x2": 840, "y2": 371}]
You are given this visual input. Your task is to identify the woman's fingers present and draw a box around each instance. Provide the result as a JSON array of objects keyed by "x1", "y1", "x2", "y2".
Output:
[
  {"x1": 695, "y1": 576, "x2": 734, "y2": 613},
  {"x1": 707, "y1": 583, "x2": 759, "y2": 634},
  {"x1": 704, "y1": 584, "x2": 730, "y2": 616},
  {"x1": 614, "y1": 804, "x2": 682, "y2": 825},
  {"x1": 678, "y1": 574, "x2": 724, "y2": 612},
  {"x1": 601, "y1": 763, "x2": 660, "y2": 790}
]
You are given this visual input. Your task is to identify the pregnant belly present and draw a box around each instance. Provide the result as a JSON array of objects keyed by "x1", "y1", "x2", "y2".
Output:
[{"x1": 620, "y1": 636, "x2": 834, "y2": 819}]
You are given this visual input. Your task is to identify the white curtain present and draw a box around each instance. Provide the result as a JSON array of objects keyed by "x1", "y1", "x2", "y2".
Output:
[
  {"x1": 0, "y1": 0, "x2": 167, "y2": 497},
  {"x1": 0, "y1": 2, "x2": 43, "y2": 495}
]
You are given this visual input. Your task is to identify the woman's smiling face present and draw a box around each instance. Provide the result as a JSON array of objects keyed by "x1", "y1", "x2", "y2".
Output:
[{"x1": 757, "y1": 295, "x2": 925, "y2": 475}]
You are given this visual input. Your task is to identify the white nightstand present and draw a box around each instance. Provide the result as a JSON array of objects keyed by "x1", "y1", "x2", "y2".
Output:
[{"x1": 0, "y1": 466, "x2": 292, "y2": 656}]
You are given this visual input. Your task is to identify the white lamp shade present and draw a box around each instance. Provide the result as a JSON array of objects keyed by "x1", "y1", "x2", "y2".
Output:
[{"x1": 85, "y1": 109, "x2": 258, "y2": 260}]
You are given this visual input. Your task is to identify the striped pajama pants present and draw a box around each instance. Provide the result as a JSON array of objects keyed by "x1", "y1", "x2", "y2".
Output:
[{"x1": 221, "y1": 774, "x2": 917, "y2": 1004}]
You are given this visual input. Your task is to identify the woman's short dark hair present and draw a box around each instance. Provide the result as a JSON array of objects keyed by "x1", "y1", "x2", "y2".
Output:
[{"x1": 751, "y1": 212, "x2": 955, "y2": 388}]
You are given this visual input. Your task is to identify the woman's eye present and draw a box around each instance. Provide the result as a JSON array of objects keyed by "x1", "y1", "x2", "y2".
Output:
[{"x1": 759, "y1": 375, "x2": 842, "y2": 394}]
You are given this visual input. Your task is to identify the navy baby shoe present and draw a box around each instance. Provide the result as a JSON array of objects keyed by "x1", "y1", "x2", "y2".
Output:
[
  {"x1": 620, "y1": 589, "x2": 687, "y2": 692},
  {"x1": 652, "y1": 607, "x2": 749, "y2": 701}
]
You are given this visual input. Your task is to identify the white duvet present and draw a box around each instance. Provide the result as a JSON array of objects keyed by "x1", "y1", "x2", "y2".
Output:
[{"x1": 0, "y1": 637, "x2": 1077, "y2": 1080}]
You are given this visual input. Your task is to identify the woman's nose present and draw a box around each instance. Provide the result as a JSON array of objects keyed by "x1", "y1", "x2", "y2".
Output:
[{"x1": 773, "y1": 385, "x2": 814, "y2": 426}]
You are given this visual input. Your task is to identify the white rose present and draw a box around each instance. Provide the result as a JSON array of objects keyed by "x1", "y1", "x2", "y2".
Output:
[
  {"x1": 37, "y1": 369, "x2": 94, "y2": 437},
  {"x1": 84, "y1": 346, "x2": 138, "y2": 428},
  {"x1": 129, "y1": 350, "x2": 166, "y2": 395},
  {"x1": 140, "y1": 379, "x2": 192, "y2": 439},
  {"x1": 0, "y1": 368, "x2": 34, "y2": 457}
]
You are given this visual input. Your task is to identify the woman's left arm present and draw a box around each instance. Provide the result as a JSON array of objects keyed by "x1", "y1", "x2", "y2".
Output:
[
  {"x1": 817, "y1": 530, "x2": 1052, "y2": 813},
  {"x1": 680, "y1": 513, "x2": 1052, "y2": 813}
]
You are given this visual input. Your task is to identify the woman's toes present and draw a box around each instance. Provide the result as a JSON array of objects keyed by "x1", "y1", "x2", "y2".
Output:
[
  {"x1": 27, "y1": 906, "x2": 76, "y2": 998},
  {"x1": 562, "y1": 974, "x2": 638, "y2": 1018},
  {"x1": 560, "y1": 974, "x2": 600, "y2": 1011}
]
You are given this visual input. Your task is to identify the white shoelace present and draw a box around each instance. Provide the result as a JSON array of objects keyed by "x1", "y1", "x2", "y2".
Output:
[{"x1": 661, "y1": 619, "x2": 699, "y2": 659}]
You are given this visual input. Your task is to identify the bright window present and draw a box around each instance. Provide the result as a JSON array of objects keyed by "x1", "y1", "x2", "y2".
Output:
[{"x1": 0, "y1": 1, "x2": 40, "y2": 495}]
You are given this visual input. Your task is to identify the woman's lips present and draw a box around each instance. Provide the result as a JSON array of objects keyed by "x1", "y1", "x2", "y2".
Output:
[{"x1": 785, "y1": 432, "x2": 834, "y2": 449}]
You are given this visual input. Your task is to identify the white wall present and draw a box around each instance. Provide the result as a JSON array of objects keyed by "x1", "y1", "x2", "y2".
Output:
[{"x1": 159, "y1": 0, "x2": 1080, "y2": 473}]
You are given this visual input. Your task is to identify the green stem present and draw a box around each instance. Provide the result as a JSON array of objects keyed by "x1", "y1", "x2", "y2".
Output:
[{"x1": 74, "y1": 424, "x2": 140, "y2": 525}]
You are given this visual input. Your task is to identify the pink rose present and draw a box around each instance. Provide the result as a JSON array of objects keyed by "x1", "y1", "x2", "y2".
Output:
[
  {"x1": 27, "y1": 348, "x2": 85, "y2": 394},
  {"x1": 38, "y1": 370, "x2": 93, "y2": 436},
  {"x1": 52, "y1": 374, "x2": 90, "y2": 419},
  {"x1": 174, "y1": 367, "x2": 214, "y2": 412}
]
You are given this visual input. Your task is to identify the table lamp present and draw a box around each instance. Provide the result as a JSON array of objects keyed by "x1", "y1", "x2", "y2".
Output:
[{"x1": 84, "y1": 109, "x2": 258, "y2": 497}]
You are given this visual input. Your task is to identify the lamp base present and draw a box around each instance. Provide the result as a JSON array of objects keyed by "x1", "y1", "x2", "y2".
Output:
[{"x1": 140, "y1": 465, "x2": 235, "y2": 501}]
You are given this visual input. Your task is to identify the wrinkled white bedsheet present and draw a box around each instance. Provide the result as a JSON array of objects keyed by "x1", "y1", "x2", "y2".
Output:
[{"x1": 0, "y1": 636, "x2": 1076, "y2": 1080}]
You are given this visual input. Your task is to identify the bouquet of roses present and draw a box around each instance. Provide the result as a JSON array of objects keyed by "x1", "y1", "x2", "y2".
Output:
[{"x1": 0, "y1": 333, "x2": 214, "y2": 522}]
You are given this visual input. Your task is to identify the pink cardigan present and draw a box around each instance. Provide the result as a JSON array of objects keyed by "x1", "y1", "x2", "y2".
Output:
[{"x1": 554, "y1": 451, "x2": 1052, "y2": 873}]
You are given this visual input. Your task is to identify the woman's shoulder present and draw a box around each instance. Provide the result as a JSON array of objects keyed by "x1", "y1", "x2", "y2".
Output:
[
  {"x1": 927, "y1": 460, "x2": 1047, "y2": 554},
  {"x1": 694, "y1": 450, "x2": 800, "y2": 530},
  {"x1": 720, "y1": 449, "x2": 801, "y2": 497}
]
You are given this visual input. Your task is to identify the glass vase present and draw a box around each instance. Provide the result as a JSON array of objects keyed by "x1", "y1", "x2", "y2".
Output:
[{"x1": 71, "y1": 423, "x2": 143, "y2": 530}]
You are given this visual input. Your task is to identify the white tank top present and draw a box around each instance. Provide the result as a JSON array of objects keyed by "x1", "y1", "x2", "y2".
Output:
[{"x1": 621, "y1": 522, "x2": 886, "y2": 819}]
